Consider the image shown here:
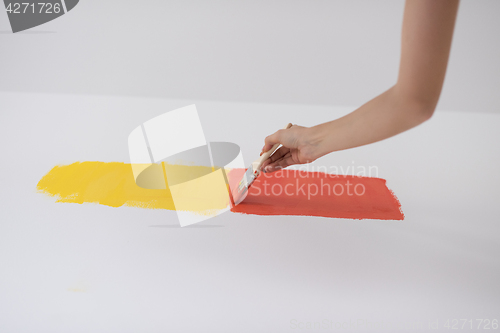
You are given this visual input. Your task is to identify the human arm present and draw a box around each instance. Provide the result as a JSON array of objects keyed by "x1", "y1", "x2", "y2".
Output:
[{"x1": 262, "y1": 0, "x2": 459, "y2": 172}]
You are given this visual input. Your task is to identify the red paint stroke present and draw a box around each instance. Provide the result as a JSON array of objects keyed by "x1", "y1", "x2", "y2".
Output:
[{"x1": 229, "y1": 169, "x2": 404, "y2": 220}]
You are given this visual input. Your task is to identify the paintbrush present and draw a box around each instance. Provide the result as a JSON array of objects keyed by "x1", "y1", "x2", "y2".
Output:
[{"x1": 232, "y1": 123, "x2": 293, "y2": 205}]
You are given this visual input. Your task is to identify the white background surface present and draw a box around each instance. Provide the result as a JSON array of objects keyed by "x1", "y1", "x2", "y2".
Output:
[
  {"x1": 1, "y1": 0, "x2": 499, "y2": 331},
  {"x1": 0, "y1": 92, "x2": 499, "y2": 332}
]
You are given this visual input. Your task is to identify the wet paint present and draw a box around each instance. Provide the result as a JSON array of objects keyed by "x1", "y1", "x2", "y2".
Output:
[
  {"x1": 229, "y1": 169, "x2": 404, "y2": 220},
  {"x1": 37, "y1": 162, "x2": 403, "y2": 220},
  {"x1": 36, "y1": 161, "x2": 229, "y2": 215},
  {"x1": 37, "y1": 162, "x2": 175, "y2": 210}
]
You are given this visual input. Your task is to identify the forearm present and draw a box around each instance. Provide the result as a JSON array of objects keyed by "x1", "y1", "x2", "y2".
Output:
[
  {"x1": 309, "y1": 85, "x2": 434, "y2": 158},
  {"x1": 307, "y1": 0, "x2": 459, "y2": 160}
]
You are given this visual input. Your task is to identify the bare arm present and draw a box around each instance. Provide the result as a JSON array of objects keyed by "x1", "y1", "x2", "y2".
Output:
[{"x1": 262, "y1": 0, "x2": 459, "y2": 172}]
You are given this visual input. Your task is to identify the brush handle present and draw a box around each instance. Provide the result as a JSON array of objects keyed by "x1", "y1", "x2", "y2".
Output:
[{"x1": 251, "y1": 123, "x2": 293, "y2": 174}]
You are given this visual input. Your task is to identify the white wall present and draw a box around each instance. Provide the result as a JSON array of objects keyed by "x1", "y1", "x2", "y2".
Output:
[{"x1": 1, "y1": 0, "x2": 499, "y2": 114}]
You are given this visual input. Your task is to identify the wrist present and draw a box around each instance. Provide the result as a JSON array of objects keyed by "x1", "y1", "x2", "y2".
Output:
[{"x1": 301, "y1": 125, "x2": 331, "y2": 162}]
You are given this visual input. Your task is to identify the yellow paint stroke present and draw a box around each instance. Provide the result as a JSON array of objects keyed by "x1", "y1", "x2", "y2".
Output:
[{"x1": 36, "y1": 162, "x2": 230, "y2": 215}]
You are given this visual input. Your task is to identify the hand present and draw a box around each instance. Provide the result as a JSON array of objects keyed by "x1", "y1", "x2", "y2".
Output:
[{"x1": 260, "y1": 124, "x2": 323, "y2": 173}]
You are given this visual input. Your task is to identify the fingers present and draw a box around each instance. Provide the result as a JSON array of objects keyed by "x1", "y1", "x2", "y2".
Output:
[
  {"x1": 261, "y1": 146, "x2": 290, "y2": 169},
  {"x1": 258, "y1": 124, "x2": 310, "y2": 173},
  {"x1": 264, "y1": 152, "x2": 295, "y2": 173},
  {"x1": 269, "y1": 146, "x2": 290, "y2": 163},
  {"x1": 262, "y1": 130, "x2": 282, "y2": 153}
]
